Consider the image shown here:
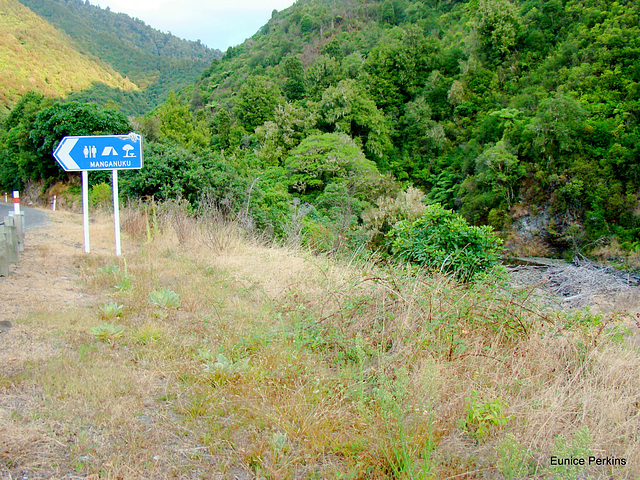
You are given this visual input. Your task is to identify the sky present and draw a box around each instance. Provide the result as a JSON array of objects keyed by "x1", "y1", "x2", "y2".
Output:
[{"x1": 92, "y1": 0, "x2": 296, "y2": 51}]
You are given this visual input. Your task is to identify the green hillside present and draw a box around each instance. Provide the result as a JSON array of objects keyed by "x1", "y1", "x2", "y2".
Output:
[
  {"x1": 8, "y1": 0, "x2": 221, "y2": 114},
  {"x1": 2, "y1": 0, "x2": 639, "y2": 263},
  {"x1": 186, "y1": 0, "x2": 640, "y2": 257},
  {"x1": 0, "y1": 0, "x2": 138, "y2": 108}
]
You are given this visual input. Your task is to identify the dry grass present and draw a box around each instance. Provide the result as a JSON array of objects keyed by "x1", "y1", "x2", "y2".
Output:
[
  {"x1": 590, "y1": 239, "x2": 640, "y2": 270},
  {"x1": 1, "y1": 203, "x2": 639, "y2": 479}
]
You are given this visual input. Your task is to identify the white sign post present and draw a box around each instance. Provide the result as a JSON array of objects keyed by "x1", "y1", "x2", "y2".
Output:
[
  {"x1": 53, "y1": 133, "x2": 143, "y2": 256},
  {"x1": 112, "y1": 169, "x2": 121, "y2": 256},
  {"x1": 82, "y1": 171, "x2": 90, "y2": 253}
]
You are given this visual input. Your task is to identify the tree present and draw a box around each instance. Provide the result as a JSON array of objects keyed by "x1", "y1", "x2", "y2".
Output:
[
  {"x1": 397, "y1": 95, "x2": 447, "y2": 171},
  {"x1": 234, "y1": 76, "x2": 284, "y2": 132},
  {"x1": 304, "y1": 55, "x2": 343, "y2": 100},
  {"x1": 525, "y1": 94, "x2": 587, "y2": 169},
  {"x1": 0, "y1": 92, "x2": 52, "y2": 190},
  {"x1": 282, "y1": 56, "x2": 306, "y2": 101},
  {"x1": 285, "y1": 133, "x2": 380, "y2": 197},
  {"x1": 361, "y1": 26, "x2": 442, "y2": 111},
  {"x1": 27, "y1": 102, "x2": 131, "y2": 180},
  {"x1": 381, "y1": 1, "x2": 396, "y2": 24},
  {"x1": 212, "y1": 108, "x2": 231, "y2": 150},
  {"x1": 319, "y1": 79, "x2": 392, "y2": 166},
  {"x1": 255, "y1": 102, "x2": 318, "y2": 166},
  {"x1": 300, "y1": 14, "x2": 314, "y2": 34},
  {"x1": 156, "y1": 91, "x2": 207, "y2": 147},
  {"x1": 474, "y1": 140, "x2": 524, "y2": 209},
  {"x1": 476, "y1": 0, "x2": 521, "y2": 61}
]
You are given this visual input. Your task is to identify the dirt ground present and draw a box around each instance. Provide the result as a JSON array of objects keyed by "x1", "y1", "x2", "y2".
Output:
[
  {"x1": 3, "y1": 210, "x2": 94, "y2": 316},
  {"x1": 0, "y1": 210, "x2": 114, "y2": 479},
  {"x1": 0, "y1": 209, "x2": 236, "y2": 480},
  {"x1": 1, "y1": 209, "x2": 112, "y2": 357}
]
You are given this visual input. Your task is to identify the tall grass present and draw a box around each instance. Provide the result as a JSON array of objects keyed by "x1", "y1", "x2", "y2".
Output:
[
  {"x1": 3, "y1": 200, "x2": 639, "y2": 479},
  {"x1": 122, "y1": 201, "x2": 640, "y2": 477}
]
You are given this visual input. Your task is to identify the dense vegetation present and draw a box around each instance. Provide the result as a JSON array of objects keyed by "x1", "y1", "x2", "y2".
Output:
[
  {"x1": 1, "y1": 0, "x2": 221, "y2": 115},
  {"x1": 193, "y1": 0, "x2": 639, "y2": 257},
  {"x1": 20, "y1": 0, "x2": 222, "y2": 114},
  {"x1": 0, "y1": 0, "x2": 137, "y2": 108},
  {"x1": 2, "y1": 0, "x2": 639, "y2": 264}
]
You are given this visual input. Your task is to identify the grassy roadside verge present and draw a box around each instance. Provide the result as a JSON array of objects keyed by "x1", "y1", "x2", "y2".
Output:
[{"x1": 1, "y1": 204, "x2": 639, "y2": 479}]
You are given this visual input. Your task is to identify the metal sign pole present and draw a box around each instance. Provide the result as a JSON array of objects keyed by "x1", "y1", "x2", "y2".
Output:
[
  {"x1": 82, "y1": 170, "x2": 90, "y2": 253},
  {"x1": 112, "y1": 169, "x2": 121, "y2": 256}
]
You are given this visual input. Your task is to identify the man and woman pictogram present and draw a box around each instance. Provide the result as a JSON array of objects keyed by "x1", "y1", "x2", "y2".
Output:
[{"x1": 83, "y1": 145, "x2": 97, "y2": 158}]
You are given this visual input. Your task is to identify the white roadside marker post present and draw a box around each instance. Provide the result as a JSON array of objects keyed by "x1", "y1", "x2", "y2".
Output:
[
  {"x1": 12, "y1": 191, "x2": 20, "y2": 215},
  {"x1": 12, "y1": 191, "x2": 24, "y2": 252}
]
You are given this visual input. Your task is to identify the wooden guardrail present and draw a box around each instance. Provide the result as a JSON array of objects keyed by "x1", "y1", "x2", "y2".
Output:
[{"x1": 0, "y1": 214, "x2": 25, "y2": 276}]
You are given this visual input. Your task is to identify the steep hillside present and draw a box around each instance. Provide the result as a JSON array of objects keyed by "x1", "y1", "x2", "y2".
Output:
[
  {"x1": 0, "y1": 0, "x2": 137, "y2": 108},
  {"x1": 19, "y1": 0, "x2": 222, "y2": 114},
  {"x1": 4, "y1": 0, "x2": 221, "y2": 114},
  {"x1": 189, "y1": 0, "x2": 640, "y2": 255}
]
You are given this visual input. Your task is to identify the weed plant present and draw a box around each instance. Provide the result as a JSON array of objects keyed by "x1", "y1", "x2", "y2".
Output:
[
  {"x1": 149, "y1": 287, "x2": 181, "y2": 309},
  {"x1": 90, "y1": 323, "x2": 125, "y2": 345},
  {"x1": 99, "y1": 302, "x2": 123, "y2": 319}
]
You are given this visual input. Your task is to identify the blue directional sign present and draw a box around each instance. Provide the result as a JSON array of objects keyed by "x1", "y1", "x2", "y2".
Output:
[{"x1": 53, "y1": 133, "x2": 143, "y2": 172}]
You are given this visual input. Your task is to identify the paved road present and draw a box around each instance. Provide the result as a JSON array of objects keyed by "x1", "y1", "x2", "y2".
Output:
[{"x1": 0, "y1": 202, "x2": 49, "y2": 230}]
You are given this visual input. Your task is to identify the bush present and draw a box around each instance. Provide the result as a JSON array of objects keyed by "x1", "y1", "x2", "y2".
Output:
[
  {"x1": 389, "y1": 203, "x2": 502, "y2": 282},
  {"x1": 90, "y1": 182, "x2": 112, "y2": 210},
  {"x1": 120, "y1": 142, "x2": 247, "y2": 212}
]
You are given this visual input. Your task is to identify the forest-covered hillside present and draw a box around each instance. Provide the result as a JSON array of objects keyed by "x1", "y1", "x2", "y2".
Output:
[
  {"x1": 0, "y1": 0, "x2": 137, "y2": 107},
  {"x1": 2, "y1": 0, "x2": 639, "y2": 263},
  {"x1": 2, "y1": 0, "x2": 221, "y2": 115},
  {"x1": 191, "y1": 0, "x2": 640, "y2": 257}
]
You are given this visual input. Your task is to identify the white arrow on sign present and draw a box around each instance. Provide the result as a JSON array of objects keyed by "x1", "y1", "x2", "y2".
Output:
[{"x1": 53, "y1": 137, "x2": 80, "y2": 170}]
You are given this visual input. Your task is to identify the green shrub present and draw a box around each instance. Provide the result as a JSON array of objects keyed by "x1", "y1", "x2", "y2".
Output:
[
  {"x1": 90, "y1": 182, "x2": 113, "y2": 210},
  {"x1": 389, "y1": 203, "x2": 502, "y2": 282},
  {"x1": 459, "y1": 390, "x2": 511, "y2": 441}
]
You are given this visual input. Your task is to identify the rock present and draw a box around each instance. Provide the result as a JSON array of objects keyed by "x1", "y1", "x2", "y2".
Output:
[{"x1": 0, "y1": 321, "x2": 12, "y2": 333}]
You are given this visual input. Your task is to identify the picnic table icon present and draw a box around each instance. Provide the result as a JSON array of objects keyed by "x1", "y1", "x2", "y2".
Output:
[{"x1": 122, "y1": 145, "x2": 136, "y2": 158}]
